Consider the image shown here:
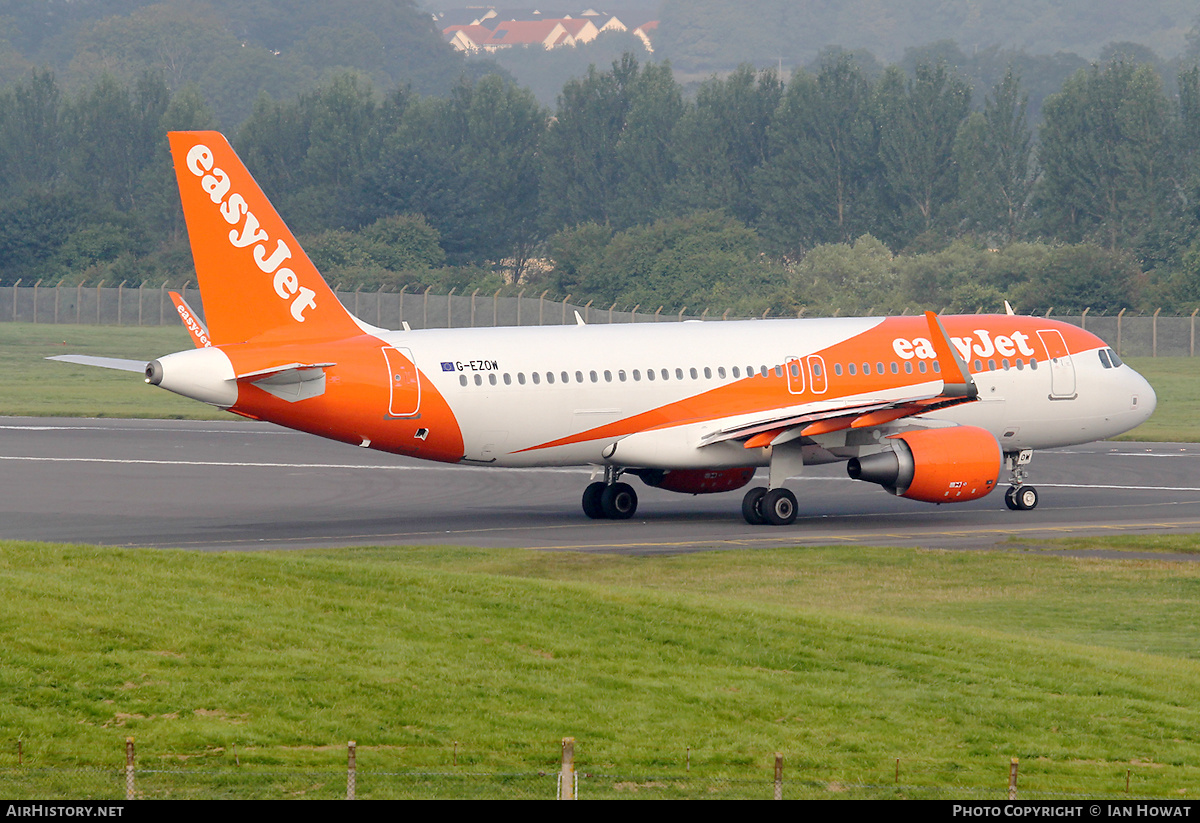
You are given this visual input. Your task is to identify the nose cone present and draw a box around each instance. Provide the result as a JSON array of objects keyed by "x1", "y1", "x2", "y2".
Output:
[{"x1": 1128, "y1": 366, "x2": 1157, "y2": 429}]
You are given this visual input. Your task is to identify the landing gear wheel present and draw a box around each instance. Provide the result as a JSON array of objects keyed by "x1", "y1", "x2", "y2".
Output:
[
  {"x1": 742, "y1": 487, "x2": 767, "y2": 525},
  {"x1": 1006, "y1": 485, "x2": 1038, "y2": 510},
  {"x1": 600, "y1": 482, "x2": 638, "y2": 520},
  {"x1": 761, "y1": 488, "x2": 797, "y2": 526},
  {"x1": 582, "y1": 481, "x2": 606, "y2": 519},
  {"x1": 1014, "y1": 486, "x2": 1038, "y2": 510}
]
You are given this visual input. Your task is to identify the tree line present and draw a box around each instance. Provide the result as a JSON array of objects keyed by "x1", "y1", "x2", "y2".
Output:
[{"x1": 0, "y1": 51, "x2": 1198, "y2": 317}]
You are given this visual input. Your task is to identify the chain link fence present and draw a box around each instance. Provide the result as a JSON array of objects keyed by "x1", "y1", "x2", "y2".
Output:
[{"x1": 2, "y1": 283, "x2": 1198, "y2": 356}]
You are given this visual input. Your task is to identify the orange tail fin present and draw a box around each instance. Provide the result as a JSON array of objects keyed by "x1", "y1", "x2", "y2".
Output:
[{"x1": 168, "y1": 131, "x2": 362, "y2": 346}]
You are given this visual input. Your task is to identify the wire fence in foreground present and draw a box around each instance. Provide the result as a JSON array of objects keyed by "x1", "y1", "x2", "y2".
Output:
[{"x1": 0, "y1": 739, "x2": 1185, "y2": 800}]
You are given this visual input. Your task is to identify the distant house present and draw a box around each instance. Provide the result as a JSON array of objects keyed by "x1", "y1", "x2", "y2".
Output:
[{"x1": 440, "y1": 8, "x2": 658, "y2": 53}]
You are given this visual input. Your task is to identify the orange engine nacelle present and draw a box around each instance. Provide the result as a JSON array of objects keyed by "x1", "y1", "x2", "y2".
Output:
[
  {"x1": 636, "y1": 467, "x2": 757, "y2": 495},
  {"x1": 846, "y1": 426, "x2": 1001, "y2": 503}
]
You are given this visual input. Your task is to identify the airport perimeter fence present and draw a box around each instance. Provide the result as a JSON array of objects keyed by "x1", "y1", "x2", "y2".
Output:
[
  {"x1": 2, "y1": 282, "x2": 1199, "y2": 357},
  {"x1": 0, "y1": 741, "x2": 1188, "y2": 800}
]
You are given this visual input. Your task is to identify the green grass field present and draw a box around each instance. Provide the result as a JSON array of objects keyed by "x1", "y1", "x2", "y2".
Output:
[
  {"x1": 2, "y1": 323, "x2": 1198, "y2": 439},
  {"x1": 3, "y1": 539, "x2": 1200, "y2": 799}
]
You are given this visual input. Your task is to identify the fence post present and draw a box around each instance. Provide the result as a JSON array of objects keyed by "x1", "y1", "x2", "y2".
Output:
[
  {"x1": 77, "y1": 283, "x2": 82, "y2": 324},
  {"x1": 539, "y1": 290, "x2": 548, "y2": 325},
  {"x1": 558, "y1": 737, "x2": 576, "y2": 800},
  {"x1": 493, "y1": 288, "x2": 501, "y2": 327},
  {"x1": 1081, "y1": 307, "x2": 1089, "y2": 330},
  {"x1": 347, "y1": 740, "x2": 356, "y2": 800},
  {"x1": 1008, "y1": 757, "x2": 1019, "y2": 800},
  {"x1": 398, "y1": 285, "x2": 408, "y2": 328},
  {"x1": 1192, "y1": 308, "x2": 1198, "y2": 357},
  {"x1": 1153, "y1": 308, "x2": 1161, "y2": 357},
  {"x1": 1117, "y1": 308, "x2": 1126, "y2": 356},
  {"x1": 774, "y1": 752, "x2": 783, "y2": 800},
  {"x1": 422, "y1": 284, "x2": 432, "y2": 330},
  {"x1": 12, "y1": 279, "x2": 19, "y2": 321},
  {"x1": 447, "y1": 287, "x2": 456, "y2": 329},
  {"x1": 678, "y1": 306, "x2": 687, "y2": 322},
  {"x1": 654, "y1": 305, "x2": 663, "y2": 322},
  {"x1": 563, "y1": 295, "x2": 572, "y2": 325},
  {"x1": 33, "y1": 280, "x2": 41, "y2": 323},
  {"x1": 471, "y1": 288, "x2": 479, "y2": 327},
  {"x1": 517, "y1": 289, "x2": 526, "y2": 326},
  {"x1": 125, "y1": 738, "x2": 136, "y2": 800},
  {"x1": 631, "y1": 304, "x2": 639, "y2": 323},
  {"x1": 584, "y1": 299, "x2": 592, "y2": 324}
]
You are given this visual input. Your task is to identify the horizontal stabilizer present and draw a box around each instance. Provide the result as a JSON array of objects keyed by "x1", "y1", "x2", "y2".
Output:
[{"x1": 46, "y1": 355, "x2": 147, "y2": 373}]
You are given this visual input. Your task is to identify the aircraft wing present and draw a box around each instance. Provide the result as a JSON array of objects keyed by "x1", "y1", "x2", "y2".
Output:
[{"x1": 701, "y1": 311, "x2": 979, "y2": 450}]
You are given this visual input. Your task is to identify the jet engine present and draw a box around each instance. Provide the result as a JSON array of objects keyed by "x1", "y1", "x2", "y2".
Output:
[
  {"x1": 846, "y1": 426, "x2": 1000, "y2": 503},
  {"x1": 633, "y1": 467, "x2": 756, "y2": 495}
]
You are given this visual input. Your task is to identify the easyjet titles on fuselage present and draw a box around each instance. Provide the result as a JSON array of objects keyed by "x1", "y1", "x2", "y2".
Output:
[{"x1": 893, "y1": 329, "x2": 1037, "y2": 362}]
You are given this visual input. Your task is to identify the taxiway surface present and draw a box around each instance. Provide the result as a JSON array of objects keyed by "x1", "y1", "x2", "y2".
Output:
[{"x1": 2, "y1": 417, "x2": 1198, "y2": 554}]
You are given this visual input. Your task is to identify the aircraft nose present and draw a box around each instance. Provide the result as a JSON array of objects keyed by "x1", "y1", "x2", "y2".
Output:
[{"x1": 1128, "y1": 367, "x2": 1156, "y2": 425}]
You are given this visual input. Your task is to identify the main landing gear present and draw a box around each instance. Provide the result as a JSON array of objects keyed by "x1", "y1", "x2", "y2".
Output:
[
  {"x1": 582, "y1": 467, "x2": 638, "y2": 520},
  {"x1": 741, "y1": 486, "x2": 797, "y2": 526},
  {"x1": 1003, "y1": 449, "x2": 1038, "y2": 511}
]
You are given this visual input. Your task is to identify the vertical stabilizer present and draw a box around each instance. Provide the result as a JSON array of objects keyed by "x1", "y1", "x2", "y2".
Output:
[{"x1": 168, "y1": 131, "x2": 361, "y2": 345}]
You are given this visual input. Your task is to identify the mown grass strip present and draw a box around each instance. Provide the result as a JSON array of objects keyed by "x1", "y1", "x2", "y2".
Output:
[{"x1": 2, "y1": 539, "x2": 1200, "y2": 798}]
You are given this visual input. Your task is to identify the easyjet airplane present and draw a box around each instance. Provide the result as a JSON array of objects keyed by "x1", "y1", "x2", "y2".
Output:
[{"x1": 53, "y1": 132, "x2": 1157, "y2": 526}]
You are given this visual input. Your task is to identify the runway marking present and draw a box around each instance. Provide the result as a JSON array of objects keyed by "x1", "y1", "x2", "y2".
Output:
[
  {"x1": 0, "y1": 455, "x2": 590, "y2": 474},
  {"x1": 4, "y1": 455, "x2": 1200, "y2": 493}
]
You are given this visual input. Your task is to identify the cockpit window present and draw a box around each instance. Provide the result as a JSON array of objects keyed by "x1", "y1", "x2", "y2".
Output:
[
  {"x1": 1107, "y1": 348, "x2": 1123, "y2": 367},
  {"x1": 1098, "y1": 349, "x2": 1112, "y2": 369}
]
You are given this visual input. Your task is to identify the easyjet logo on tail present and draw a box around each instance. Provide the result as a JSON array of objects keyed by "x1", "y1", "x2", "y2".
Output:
[{"x1": 184, "y1": 144, "x2": 317, "y2": 323}]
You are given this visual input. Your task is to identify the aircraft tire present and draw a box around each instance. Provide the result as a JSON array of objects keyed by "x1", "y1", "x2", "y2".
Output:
[
  {"x1": 762, "y1": 488, "x2": 797, "y2": 526},
  {"x1": 742, "y1": 487, "x2": 767, "y2": 525},
  {"x1": 1004, "y1": 487, "x2": 1020, "y2": 510},
  {"x1": 601, "y1": 482, "x2": 638, "y2": 520},
  {"x1": 1015, "y1": 486, "x2": 1038, "y2": 510},
  {"x1": 582, "y1": 482, "x2": 607, "y2": 519}
]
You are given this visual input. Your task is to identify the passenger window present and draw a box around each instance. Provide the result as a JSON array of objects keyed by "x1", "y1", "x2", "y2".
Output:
[
  {"x1": 933, "y1": 361, "x2": 941, "y2": 373},
  {"x1": 876, "y1": 362, "x2": 884, "y2": 374},
  {"x1": 575, "y1": 371, "x2": 583, "y2": 383},
  {"x1": 718, "y1": 366, "x2": 726, "y2": 379},
  {"x1": 987, "y1": 359, "x2": 996, "y2": 371},
  {"x1": 546, "y1": 372, "x2": 554, "y2": 384},
  {"x1": 661, "y1": 369, "x2": 669, "y2": 380},
  {"x1": 973, "y1": 359, "x2": 982, "y2": 372},
  {"x1": 459, "y1": 375, "x2": 467, "y2": 386},
  {"x1": 918, "y1": 361, "x2": 927, "y2": 373},
  {"x1": 488, "y1": 373, "x2": 497, "y2": 385},
  {"x1": 890, "y1": 362, "x2": 898, "y2": 374},
  {"x1": 619, "y1": 370, "x2": 627, "y2": 382},
  {"x1": 1030, "y1": 358, "x2": 1039, "y2": 370},
  {"x1": 532, "y1": 372, "x2": 540, "y2": 385},
  {"x1": 904, "y1": 362, "x2": 913, "y2": 374},
  {"x1": 646, "y1": 369, "x2": 655, "y2": 381},
  {"x1": 590, "y1": 370, "x2": 598, "y2": 382},
  {"x1": 704, "y1": 367, "x2": 712, "y2": 379},
  {"x1": 690, "y1": 368, "x2": 698, "y2": 379},
  {"x1": 848, "y1": 363, "x2": 857, "y2": 375},
  {"x1": 504, "y1": 373, "x2": 512, "y2": 385},
  {"x1": 861, "y1": 362, "x2": 870, "y2": 375},
  {"x1": 676, "y1": 368, "x2": 684, "y2": 380},
  {"x1": 632, "y1": 369, "x2": 641, "y2": 381},
  {"x1": 834, "y1": 363, "x2": 843, "y2": 376},
  {"x1": 518, "y1": 373, "x2": 526, "y2": 385},
  {"x1": 562, "y1": 371, "x2": 570, "y2": 383},
  {"x1": 604, "y1": 370, "x2": 613, "y2": 382},
  {"x1": 474, "y1": 374, "x2": 483, "y2": 386}
]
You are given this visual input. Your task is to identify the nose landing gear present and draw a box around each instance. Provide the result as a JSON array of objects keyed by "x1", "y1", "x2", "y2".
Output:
[{"x1": 1004, "y1": 449, "x2": 1038, "y2": 510}]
